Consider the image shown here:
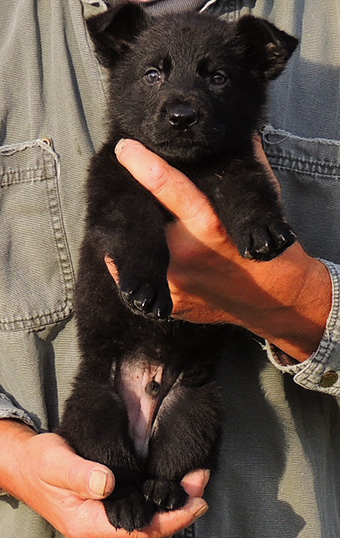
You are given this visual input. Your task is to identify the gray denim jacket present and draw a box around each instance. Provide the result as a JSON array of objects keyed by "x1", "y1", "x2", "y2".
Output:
[{"x1": 1, "y1": 1, "x2": 340, "y2": 537}]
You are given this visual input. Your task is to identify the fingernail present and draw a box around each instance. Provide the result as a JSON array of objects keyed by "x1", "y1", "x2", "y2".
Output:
[
  {"x1": 194, "y1": 501, "x2": 209, "y2": 520},
  {"x1": 114, "y1": 138, "x2": 127, "y2": 156},
  {"x1": 89, "y1": 469, "x2": 108, "y2": 496}
]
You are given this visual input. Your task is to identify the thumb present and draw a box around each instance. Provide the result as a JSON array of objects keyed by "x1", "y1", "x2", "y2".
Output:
[
  {"x1": 38, "y1": 434, "x2": 115, "y2": 499},
  {"x1": 84, "y1": 466, "x2": 115, "y2": 500},
  {"x1": 114, "y1": 139, "x2": 213, "y2": 228}
]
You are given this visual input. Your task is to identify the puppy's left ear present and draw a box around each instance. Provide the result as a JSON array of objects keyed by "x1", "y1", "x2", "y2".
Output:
[
  {"x1": 87, "y1": 3, "x2": 149, "y2": 67},
  {"x1": 236, "y1": 15, "x2": 298, "y2": 80}
]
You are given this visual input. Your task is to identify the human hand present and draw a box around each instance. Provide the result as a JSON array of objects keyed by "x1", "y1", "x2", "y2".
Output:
[
  {"x1": 0, "y1": 420, "x2": 209, "y2": 538},
  {"x1": 110, "y1": 139, "x2": 331, "y2": 361}
]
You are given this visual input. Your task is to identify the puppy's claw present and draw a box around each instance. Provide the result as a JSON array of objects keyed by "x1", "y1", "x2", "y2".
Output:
[
  {"x1": 243, "y1": 249, "x2": 254, "y2": 260},
  {"x1": 239, "y1": 220, "x2": 296, "y2": 262},
  {"x1": 143, "y1": 479, "x2": 188, "y2": 512},
  {"x1": 256, "y1": 240, "x2": 270, "y2": 254}
]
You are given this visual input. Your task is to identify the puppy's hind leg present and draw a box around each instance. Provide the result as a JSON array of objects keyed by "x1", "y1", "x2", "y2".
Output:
[
  {"x1": 58, "y1": 253, "x2": 157, "y2": 531},
  {"x1": 144, "y1": 378, "x2": 221, "y2": 512},
  {"x1": 59, "y1": 371, "x2": 156, "y2": 531}
]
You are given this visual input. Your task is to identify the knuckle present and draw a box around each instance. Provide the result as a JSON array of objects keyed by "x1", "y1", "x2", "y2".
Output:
[
  {"x1": 200, "y1": 209, "x2": 220, "y2": 231},
  {"x1": 193, "y1": 202, "x2": 225, "y2": 236},
  {"x1": 180, "y1": 193, "x2": 211, "y2": 224},
  {"x1": 149, "y1": 160, "x2": 171, "y2": 195}
]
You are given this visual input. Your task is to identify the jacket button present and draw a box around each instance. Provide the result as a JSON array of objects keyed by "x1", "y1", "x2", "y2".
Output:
[
  {"x1": 41, "y1": 137, "x2": 53, "y2": 146},
  {"x1": 319, "y1": 371, "x2": 338, "y2": 388}
]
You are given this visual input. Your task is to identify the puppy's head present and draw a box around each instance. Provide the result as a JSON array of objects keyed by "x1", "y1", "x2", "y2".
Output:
[{"x1": 88, "y1": 3, "x2": 298, "y2": 164}]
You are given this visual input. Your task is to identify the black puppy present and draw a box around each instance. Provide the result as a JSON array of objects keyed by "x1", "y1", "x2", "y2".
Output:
[{"x1": 59, "y1": 3, "x2": 297, "y2": 532}]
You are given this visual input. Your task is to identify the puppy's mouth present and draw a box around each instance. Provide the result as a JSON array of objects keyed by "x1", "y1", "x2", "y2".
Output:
[
  {"x1": 140, "y1": 119, "x2": 226, "y2": 162},
  {"x1": 151, "y1": 129, "x2": 222, "y2": 161},
  {"x1": 157, "y1": 134, "x2": 199, "y2": 148},
  {"x1": 151, "y1": 127, "x2": 210, "y2": 148},
  {"x1": 152, "y1": 136, "x2": 208, "y2": 161}
]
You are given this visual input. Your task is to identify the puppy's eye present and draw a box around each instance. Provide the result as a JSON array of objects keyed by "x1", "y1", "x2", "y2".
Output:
[
  {"x1": 210, "y1": 71, "x2": 228, "y2": 86},
  {"x1": 144, "y1": 68, "x2": 162, "y2": 85}
]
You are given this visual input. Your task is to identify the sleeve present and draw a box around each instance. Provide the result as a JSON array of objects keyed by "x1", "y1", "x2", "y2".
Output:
[
  {"x1": 267, "y1": 260, "x2": 340, "y2": 397},
  {"x1": 0, "y1": 393, "x2": 39, "y2": 431}
]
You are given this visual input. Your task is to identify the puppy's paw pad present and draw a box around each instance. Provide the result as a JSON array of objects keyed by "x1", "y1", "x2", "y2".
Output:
[{"x1": 143, "y1": 479, "x2": 188, "y2": 511}]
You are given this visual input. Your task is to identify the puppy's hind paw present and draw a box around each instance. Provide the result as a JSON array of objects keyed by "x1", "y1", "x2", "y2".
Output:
[
  {"x1": 143, "y1": 478, "x2": 188, "y2": 511},
  {"x1": 104, "y1": 490, "x2": 156, "y2": 532}
]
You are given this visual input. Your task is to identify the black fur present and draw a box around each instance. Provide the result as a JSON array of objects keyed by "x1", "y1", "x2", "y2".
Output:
[{"x1": 58, "y1": 3, "x2": 298, "y2": 532}]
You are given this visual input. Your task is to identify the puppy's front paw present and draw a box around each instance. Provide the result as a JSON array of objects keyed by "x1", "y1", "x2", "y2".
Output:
[
  {"x1": 119, "y1": 274, "x2": 173, "y2": 320},
  {"x1": 239, "y1": 219, "x2": 296, "y2": 261},
  {"x1": 143, "y1": 478, "x2": 188, "y2": 511},
  {"x1": 104, "y1": 490, "x2": 156, "y2": 532}
]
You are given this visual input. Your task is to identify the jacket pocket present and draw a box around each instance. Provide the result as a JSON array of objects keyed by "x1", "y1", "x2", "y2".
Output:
[
  {"x1": 262, "y1": 126, "x2": 340, "y2": 264},
  {"x1": 0, "y1": 139, "x2": 75, "y2": 331}
]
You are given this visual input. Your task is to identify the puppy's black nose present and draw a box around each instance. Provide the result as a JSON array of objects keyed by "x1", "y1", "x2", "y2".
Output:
[{"x1": 168, "y1": 104, "x2": 198, "y2": 130}]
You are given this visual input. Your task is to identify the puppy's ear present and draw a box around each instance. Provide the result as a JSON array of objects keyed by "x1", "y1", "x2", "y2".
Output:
[
  {"x1": 87, "y1": 3, "x2": 149, "y2": 67},
  {"x1": 236, "y1": 15, "x2": 298, "y2": 80}
]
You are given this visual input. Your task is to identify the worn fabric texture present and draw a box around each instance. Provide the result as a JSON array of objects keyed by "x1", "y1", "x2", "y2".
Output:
[
  {"x1": 107, "y1": 0, "x2": 211, "y2": 14},
  {"x1": 1, "y1": 1, "x2": 340, "y2": 537}
]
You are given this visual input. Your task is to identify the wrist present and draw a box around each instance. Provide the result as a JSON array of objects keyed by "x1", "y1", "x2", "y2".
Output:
[
  {"x1": 240, "y1": 245, "x2": 332, "y2": 361},
  {"x1": 0, "y1": 419, "x2": 37, "y2": 498}
]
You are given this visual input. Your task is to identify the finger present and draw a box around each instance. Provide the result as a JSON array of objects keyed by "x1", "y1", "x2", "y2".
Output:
[
  {"x1": 105, "y1": 255, "x2": 119, "y2": 283},
  {"x1": 114, "y1": 139, "x2": 216, "y2": 231},
  {"x1": 140, "y1": 497, "x2": 209, "y2": 538},
  {"x1": 181, "y1": 469, "x2": 210, "y2": 498},
  {"x1": 39, "y1": 434, "x2": 115, "y2": 499}
]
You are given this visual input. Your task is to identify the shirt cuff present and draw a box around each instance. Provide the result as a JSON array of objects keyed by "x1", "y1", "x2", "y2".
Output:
[
  {"x1": 266, "y1": 260, "x2": 340, "y2": 396},
  {"x1": 0, "y1": 393, "x2": 39, "y2": 431}
]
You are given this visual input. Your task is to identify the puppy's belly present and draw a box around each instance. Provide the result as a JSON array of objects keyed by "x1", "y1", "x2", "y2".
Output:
[{"x1": 115, "y1": 358, "x2": 172, "y2": 459}]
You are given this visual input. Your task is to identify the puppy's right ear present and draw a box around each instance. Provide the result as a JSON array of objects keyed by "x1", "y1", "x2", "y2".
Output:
[{"x1": 87, "y1": 3, "x2": 148, "y2": 67}]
